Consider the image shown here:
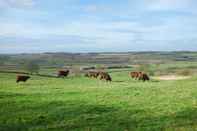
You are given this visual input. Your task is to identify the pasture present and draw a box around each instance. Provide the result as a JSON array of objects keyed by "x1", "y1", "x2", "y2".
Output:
[{"x1": 1, "y1": 71, "x2": 197, "y2": 131}]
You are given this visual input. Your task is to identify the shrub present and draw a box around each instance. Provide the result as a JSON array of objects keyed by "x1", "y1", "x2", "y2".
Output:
[{"x1": 177, "y1": 69, "x2": 191, "y2": 76}]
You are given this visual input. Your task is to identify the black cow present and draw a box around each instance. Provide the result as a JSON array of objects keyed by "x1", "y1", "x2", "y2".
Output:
[
  {"x1": 16, "y1": 75, "x2": 30, "y2": 83},
  {"x1": 57, "y1": 70, "x2": 69, "y2": 77}
]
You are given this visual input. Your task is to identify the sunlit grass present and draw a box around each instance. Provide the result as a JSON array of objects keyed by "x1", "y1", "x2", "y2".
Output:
[{"x1": 0, "y1": 72, "x2": 197, "y2": 130}]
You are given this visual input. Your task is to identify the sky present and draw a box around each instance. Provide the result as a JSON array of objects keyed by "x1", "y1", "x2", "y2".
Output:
[{"x1": 0, "y1": 0, "x2": 197, "y2": 53}]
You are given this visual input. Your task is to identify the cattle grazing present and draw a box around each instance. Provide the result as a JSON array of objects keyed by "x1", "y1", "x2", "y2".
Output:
[
  {"x1": 138, "y1": 73, "x2": 150, "y2": 82},
  {"x1": 16, "y1": 75, "x2": 30, "y2": 83},
  {"x1": 129, "y1": 71, "x2": 150, "y2": 81},
  {"x1": 91, "y1": 71, "x2": 99, "y2": 78},
  {"x1": 129, "y1": 71, "x2": 142, "y2": 79},
  {"x1": 58, "y1": 70, "x2": 69, "y2": 77},
  {"x1": 99, "y1": 72, "x2": 112, "y2": 82},
  {"x1": 85, "y1": 71, "x2": 112, "y2": 82},
  {"x1": 85, "y1": 71, "x2": 99, "y2": 78}
]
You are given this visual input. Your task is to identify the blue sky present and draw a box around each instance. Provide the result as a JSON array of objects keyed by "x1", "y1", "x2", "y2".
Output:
[{"x1": 0, "y1": 0, "x2": 197, "y2": 53}]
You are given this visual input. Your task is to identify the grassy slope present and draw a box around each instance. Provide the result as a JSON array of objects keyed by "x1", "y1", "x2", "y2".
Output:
[{"x1": 0, "y1": 72, "x2": 197, "y2": 131}]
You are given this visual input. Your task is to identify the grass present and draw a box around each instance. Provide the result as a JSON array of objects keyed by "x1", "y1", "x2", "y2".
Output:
[{"x1": 1, "y1": 72, "x2": 197, "y2": 131}]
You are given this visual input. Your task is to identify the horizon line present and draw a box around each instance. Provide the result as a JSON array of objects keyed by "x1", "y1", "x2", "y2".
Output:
[{"x1": 0, "y1": 50, "x2": 197, "y2": 55}]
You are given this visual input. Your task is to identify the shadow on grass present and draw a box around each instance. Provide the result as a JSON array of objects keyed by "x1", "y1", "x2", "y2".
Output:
[
  {"x1": 113, "y1": 80, "x2": 125, "y2": 83},
  {"x1": 0, "y1": 99, "x2": 197, "y2": 131}
]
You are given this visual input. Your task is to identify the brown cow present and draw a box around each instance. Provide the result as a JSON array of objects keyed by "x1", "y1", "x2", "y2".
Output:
[
  {"x1": 129, "y1": 71, "x2": 149, "y2": 81},
  {"x1": 99, "y1": 72, "x2": 112, "y2": 82},
  {"x1": 129, "y1": 71, "x2": 142, "y2": 79},
  {"x1": 129, "y1": 72, "x2": 135, "y2": 78},
  {"x1": 16, "y1": 75, "x2": 30, "y2": 83},
  {"x1": 58, "y1": 70, "x2": 69, "y2": 77}
]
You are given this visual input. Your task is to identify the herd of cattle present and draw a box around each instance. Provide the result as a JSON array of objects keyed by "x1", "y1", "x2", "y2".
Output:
[{"x1": 16, "y1": 70, "x2": 150, "y2": 83}]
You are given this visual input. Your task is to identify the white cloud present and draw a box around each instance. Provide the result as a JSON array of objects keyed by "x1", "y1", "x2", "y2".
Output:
[
  {"x1": 1, "y1": 18, "x2": 197, "y2": 53},
  {"x1": 0, "y1": 17, "x2": 195, "y2": 43},
  {"x1": 1, "y1": 0, "x2": 197, "y2": 52}
]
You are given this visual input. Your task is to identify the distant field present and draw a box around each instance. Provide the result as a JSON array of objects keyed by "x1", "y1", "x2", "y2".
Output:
[
  {"x1": 2, "y1": 51, "x2": 197, "y2": 76},
  {"x1": 1, "y1": 71, "x2": 197, "y2": 131}
]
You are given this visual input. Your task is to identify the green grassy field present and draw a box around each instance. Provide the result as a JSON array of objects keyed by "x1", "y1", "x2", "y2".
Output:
[{"x1": 1, "y1": 72, "x2": 197, "y2": 131}]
